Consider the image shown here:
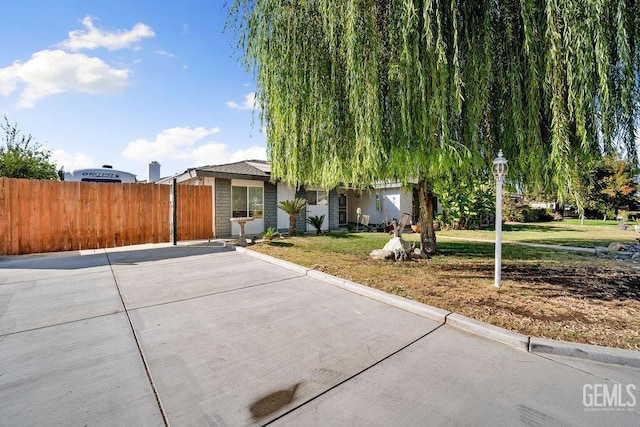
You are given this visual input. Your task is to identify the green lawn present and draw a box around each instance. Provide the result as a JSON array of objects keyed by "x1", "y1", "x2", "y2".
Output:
[{"x1": 437, "y1": 220, "x2": 640, "y2": 248}]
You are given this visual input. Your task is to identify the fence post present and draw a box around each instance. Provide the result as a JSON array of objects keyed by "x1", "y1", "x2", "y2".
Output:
[{"x1": 171, "y1": 178, "x2": 177, "y2": 245}]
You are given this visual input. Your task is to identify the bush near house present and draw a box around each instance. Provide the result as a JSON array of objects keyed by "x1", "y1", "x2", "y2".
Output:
[
  {"x1": 503, "y1": 200, "x2": 554, "y2": 223},
  {"x1": 307, "y1": 215, "x2": 325, "y2": 235}
]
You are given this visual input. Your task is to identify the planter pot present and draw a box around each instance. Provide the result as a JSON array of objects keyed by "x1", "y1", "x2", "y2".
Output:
[{"x1": 411, "y1": 224, "x2": 420, "y2": 233}]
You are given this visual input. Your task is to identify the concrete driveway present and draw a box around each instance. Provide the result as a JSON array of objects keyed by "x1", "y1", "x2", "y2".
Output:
[{"x1": 1, "y1": 242, "x2": 639, "y2": 426}]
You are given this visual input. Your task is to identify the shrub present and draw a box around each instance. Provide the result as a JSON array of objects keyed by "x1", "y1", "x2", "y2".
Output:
[
  {"x1": 261, "y1": 227, "x2": 280, "y2": 240},
  {"x1": 437, "y1": 180, "x2": 495, "y2": 229},
  {"x1": 307, "y1": 215, "x2": 325, "y2": 234},
  {"x1": 503, "y1": 201, "x2": 553, "y2": 223}
]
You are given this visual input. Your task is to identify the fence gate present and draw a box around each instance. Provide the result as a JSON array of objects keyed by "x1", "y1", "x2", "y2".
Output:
[{"x1": 0, "y1": 178, "x2": 213, "y2": 255}]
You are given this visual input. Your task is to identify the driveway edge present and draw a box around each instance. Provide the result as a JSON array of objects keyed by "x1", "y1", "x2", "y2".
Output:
[{"x1": 238, "y1": 246, "x2": 640, "y2": 368}]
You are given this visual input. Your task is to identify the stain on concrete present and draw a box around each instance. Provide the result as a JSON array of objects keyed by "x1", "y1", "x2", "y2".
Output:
[{"x1": 249, "y1": 382, "x2": 300, "y2": 420}]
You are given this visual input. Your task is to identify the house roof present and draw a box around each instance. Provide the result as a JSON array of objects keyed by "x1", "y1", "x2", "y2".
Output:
[
  {"x1": 199, "y1": 160, "x2": 270, "y2": 178},
  {"x1": 169, "y1": 159, "x2": 272, "y2": 183}
]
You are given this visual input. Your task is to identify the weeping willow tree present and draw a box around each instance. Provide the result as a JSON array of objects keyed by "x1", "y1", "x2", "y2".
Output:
[{"x1": 228, "y1": 0, "x2": 640, "y2": 256}]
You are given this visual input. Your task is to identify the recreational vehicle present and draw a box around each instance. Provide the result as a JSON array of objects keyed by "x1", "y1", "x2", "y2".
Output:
[{"x1": 60, "y1": 165, "x2": 137, "y2": 183}]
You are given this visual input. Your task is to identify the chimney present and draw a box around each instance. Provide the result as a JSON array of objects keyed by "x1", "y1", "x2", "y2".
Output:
[{"x1": 148, "y1": 161, "x2": 161, "y2": 183}]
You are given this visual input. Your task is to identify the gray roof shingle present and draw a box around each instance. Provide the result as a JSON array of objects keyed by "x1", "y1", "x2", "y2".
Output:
[{"x1": 190, "y1": 160, "x2": 271, "y2": 179}]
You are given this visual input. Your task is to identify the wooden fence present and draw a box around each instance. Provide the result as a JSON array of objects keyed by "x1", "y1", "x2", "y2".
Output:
[{"x1": 0, "y1": 178, "x2": 213, "y2": 255}]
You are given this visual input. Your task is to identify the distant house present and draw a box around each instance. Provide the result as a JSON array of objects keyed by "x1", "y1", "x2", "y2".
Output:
[{"x1": 162, "y1": 160, "x2": 439, "y2": 238}]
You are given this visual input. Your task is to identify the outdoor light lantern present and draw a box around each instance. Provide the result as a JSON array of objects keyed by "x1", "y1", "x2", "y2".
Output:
[
  {"x1": 493, "y1": 150, "x2": 508, "y2": 289},
  {"x1": 492, "y1": 150, "x2": 508, "y2": 180}
]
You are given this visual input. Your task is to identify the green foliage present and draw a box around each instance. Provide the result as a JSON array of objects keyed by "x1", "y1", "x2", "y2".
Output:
[
  {"x1": 261, "y1": 227, "x2": 280, "y2": 240},
  {"x1": 1, "y1": 116, "x2": 58, "y2": 180},
  {"x1": 503, "y1": 200, "x2": 554, "y2": 223},
  {"x1": 436, "y1": 178, "x2": 495, "y2": 230},
  {"x1": 229, "y1": 0, "x2": 640, "y2": 250},
  {"x1": 277, "y1": 198, "x2": 306, "y2": 236},
  {"x1": 582, "y1": 156, "x2": 638, "y2": 219},
  {"x1": 277, "y1": 198, "x2": 307, "y2": 215},
  {"x1": 306, "y1": 214, "x2": 325, "y2": 235},
  {"x1": 619, "y1": 210, "x2": 630, "y2": 223}
]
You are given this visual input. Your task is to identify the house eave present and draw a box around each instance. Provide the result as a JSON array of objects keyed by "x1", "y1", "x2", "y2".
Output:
[{"x1": 189, "y1": 169, "x2": 270, "y2": 182}]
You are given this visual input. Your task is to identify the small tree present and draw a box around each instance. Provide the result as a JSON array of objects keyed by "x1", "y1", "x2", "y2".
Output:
[
  {"x1": 277, "y1": 198, "x2": 306, "y2": 236},
  {"x1": 1, "y1": 116, "x2": 58, "y2": 180},
  {"x1": 582, "y1": 157, "x2": 637, "y2": 220}
]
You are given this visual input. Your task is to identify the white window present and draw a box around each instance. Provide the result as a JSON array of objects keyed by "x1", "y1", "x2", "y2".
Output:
[
  {"x1": 232, "y1": 186, "x2": 263, "y2": 218},
  {"x1": 307, "y1": 190, "x2": 327, "y2": 206}
]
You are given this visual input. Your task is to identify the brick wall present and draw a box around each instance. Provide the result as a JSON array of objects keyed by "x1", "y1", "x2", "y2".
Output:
[
  {"x1": 328, "y1": 189, "x2": 339, "y2": 231},
  {"x1": 264, "y1": 182, "x2": 277, "y2": 230},
  {"x1": 295, "y1": 187, "x2": 307, "y2": 234},
  {"x1": 215, "y1": 178, "x2": 231, "y2": 237}
]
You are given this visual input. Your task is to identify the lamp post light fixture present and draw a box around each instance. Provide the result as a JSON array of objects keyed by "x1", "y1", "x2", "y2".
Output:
[{"x1": 493, "y1": 150, "x2": 508, "y2": 289}]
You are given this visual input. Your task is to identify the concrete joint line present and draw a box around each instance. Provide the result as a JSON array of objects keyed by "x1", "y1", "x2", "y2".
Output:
[
  {"x1": 263, "y1": 324, "x2": 447, "y2": 426},
  {"x1": 126, "y1": 275, "x2": 305, "y2": 312},
  {"x1": 0, "y1": 311, "x2": 124, "y2": 338},
  {"x1": 104, "y1": 251, "x2": 170, "y2": 427},
  {"x1": 239, "y1": 247, "x2": 640, "y2": 368}
]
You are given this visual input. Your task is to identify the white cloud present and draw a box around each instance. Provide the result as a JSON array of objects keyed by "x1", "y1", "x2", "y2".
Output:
[
  {"x1": 230, "y1": 146, "x2": 267, "y2": 162},
  {"x1": 226, "y1": 92, "x2": 259, "y2": 110},
  {"x1": 51, "y1": 149, "x2": 94, "y2": 171},
  {"x1": 121, "y1": 126, "x2": 267, "y2": 167},
  {"x1": 0, "y1": 49, "x2": 129, "y2": 108},
  {"x1": 0, "y1": 16, "x2": 157, "y2": 107},
  {"x1": 156, "y1": 50, "x2": 176, "y2": 58},
  {"x1": 59, "y1": 16, "x2": 155, "y2": 51},
  {"x1": 122, "y1": 126, "x2": 221, "y2": 161}
]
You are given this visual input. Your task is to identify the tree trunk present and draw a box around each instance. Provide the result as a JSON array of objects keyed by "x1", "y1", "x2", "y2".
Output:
[
  {"x1": 289, "y1": 214, "x2": 297, "y2": 236},
  {"x1": 418, "y1": 178, "x2": 437, "y2": 256}
]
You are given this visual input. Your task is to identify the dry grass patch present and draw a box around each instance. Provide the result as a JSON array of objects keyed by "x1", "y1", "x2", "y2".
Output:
[{"x1": 251, "y1": 232, "x2": 640, "y2": 350}]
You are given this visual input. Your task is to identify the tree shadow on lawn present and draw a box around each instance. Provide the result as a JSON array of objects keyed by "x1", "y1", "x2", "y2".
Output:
[
  {"x1": 436, "y1": 241, "x2": 568, "y2": 260},
  {"x1": 323, "y1": 232, "x2": 363, "y2": 239},
  {"x1": 433, "y1": 242, "x2": 640, "y2": 302},
  {"x1": 505, "y1": 263, "x2": 640, "y2": 302},
  {"x1": 265, "y1": 241, "x2": 294, "y2": 247},
  {"x1": 432, "y1": 258, "x2": 640, "y2": 302},
  {"x1": 502, "y1": 223, "x2": 561, "y2": 232}
]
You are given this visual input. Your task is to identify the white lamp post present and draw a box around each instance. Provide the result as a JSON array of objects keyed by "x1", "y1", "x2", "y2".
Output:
[{"x1": 493, "y1": 150, "x2": 508, "y2": 289}]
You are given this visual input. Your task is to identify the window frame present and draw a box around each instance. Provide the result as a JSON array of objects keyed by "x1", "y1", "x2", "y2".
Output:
[
  {"x1": 231, "y1": 183, "x2": 264, "y2": 219},
  {"x1": 307, "y1": 190, "x2": 327, "y2": 206}
]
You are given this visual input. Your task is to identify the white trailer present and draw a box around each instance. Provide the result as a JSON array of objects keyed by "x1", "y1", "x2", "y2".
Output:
[{"x1": 61, "y1": 165, "x2": 137, "y2": 183}]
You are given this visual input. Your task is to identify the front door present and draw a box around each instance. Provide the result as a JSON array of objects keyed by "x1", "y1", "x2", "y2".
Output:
[{"x1": 338, "y1": 193, "x2": 347, "y2": 226}]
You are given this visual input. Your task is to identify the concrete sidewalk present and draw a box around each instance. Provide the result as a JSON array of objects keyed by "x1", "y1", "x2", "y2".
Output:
[{"x1": 1, "y1": 242, "x2": 638, "y2": 426}]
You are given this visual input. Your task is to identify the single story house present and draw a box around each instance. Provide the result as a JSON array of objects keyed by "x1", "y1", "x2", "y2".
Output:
[{"x1": 162, "y1": 160, "x2": 440, "y2": 238}]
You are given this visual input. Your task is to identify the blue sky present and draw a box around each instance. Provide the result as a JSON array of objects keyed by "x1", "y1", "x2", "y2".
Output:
[{"x1": 0, "y1": 0, "x2": 265, "y2": 181}]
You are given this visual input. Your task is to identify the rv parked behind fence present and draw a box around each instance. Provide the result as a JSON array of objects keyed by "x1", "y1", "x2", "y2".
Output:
[{"x1": 60, "y1": 165, "x2": 137, "y2": 183}]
